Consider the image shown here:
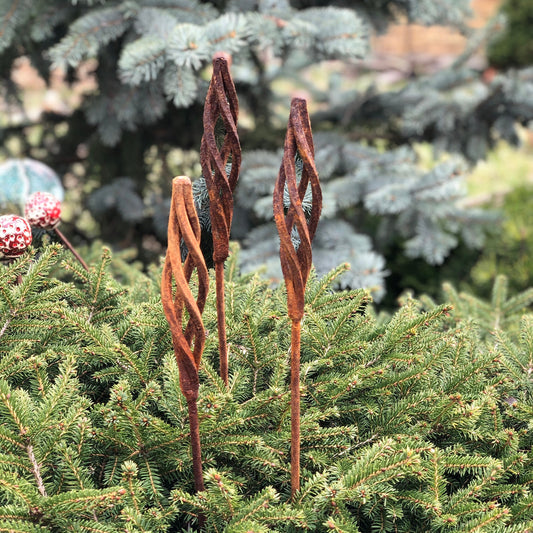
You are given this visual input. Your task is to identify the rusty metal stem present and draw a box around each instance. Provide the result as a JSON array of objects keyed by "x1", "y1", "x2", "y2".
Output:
[
  {"x1": 54, "y1": 227, "x2": 89, "y2": 271},
  {"x1": 215, "y1": 261, "x2": 229, "y2": 385},
  {"x1": 273, "y1": 98, "x2": 322, "y2": 500},
  {"x1": 290, "y1": 318, "x2": 301, "y2": 499},
  {"x1": 201, "y1": 55, "x2": 241, "y2": 387},
  {"x1": 187, "y1": 398, "x2": 205, "y2": 493}
]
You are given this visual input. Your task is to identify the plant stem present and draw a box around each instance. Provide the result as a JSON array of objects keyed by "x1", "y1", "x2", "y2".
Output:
[
  {"x1": 290, "y1": 318, "x2": 301, "y2": 499},
  {"x1": 27, "y1": 443, "x2": 47, "y2": 497},
  {"x1": 215, "y1": 261, "x2": 229, "y2": 386},
  {"x1": 54, "y1": 227, "x2": 89, "y2": 271},
  {"x1": 1, "y1": 257, "x2": 23, "y2": 284}
]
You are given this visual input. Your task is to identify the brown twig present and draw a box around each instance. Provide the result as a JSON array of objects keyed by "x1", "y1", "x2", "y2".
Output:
[
  {"x1": 200, "y1": 54, "x2": 241, "y2": 386},
  {"x1": 161, "y1": 176, "x2": 209, "y2": 494},
  {"x1": 54, "y1": 227, "x2": 89, "y2": 271},
  {"x1": 273, "y1": 97, "x2": 322, "y2": 499},
  {"x1": 27, "y1": 443, "x2": 47, "y2": 497}
]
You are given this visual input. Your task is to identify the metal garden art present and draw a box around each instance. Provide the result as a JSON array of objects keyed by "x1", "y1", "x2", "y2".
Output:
[
  {"x1": 200, "y1": 54, "x2": 241, "y2": 387},
  {"x1": 273, "y1": 98, "x2": 322, "y2": 497},
  {"x1": 0, "y1": 192, "x2": 88, "y2": 273},
  {"x1": 162, "y1": 54, "x2": 322, "y2": 499},
  {"x1": 161, "y1": 176, "x2": 209, "y2": 494}
]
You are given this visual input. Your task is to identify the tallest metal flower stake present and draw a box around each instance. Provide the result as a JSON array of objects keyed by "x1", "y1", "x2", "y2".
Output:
[
  {"x1": 273, "y1": 98, "x2": 322, "y2": 498},
  {"x1": 200, "y1": 54, "x2": 241, "y2": 386}
]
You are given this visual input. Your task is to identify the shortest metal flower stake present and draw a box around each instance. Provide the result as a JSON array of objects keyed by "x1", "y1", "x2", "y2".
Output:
[
  {"x1": 273, "y1": 98, "x2": 322, "y2": 498},
  {"x1": 161, "y1": 176, "x2": 209, "y2": 493}
]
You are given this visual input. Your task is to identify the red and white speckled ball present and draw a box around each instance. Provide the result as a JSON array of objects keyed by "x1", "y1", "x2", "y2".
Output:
[
  {"x1": 0, "y1": 215, "x2": 32, "y2": 257},
  {"x1": 24, "y1": 191, "x2": 62, "y2": 229}
]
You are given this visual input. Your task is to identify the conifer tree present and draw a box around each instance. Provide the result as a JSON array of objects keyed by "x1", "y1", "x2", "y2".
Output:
[
  {"x1": 1, "y1": 0, "x2": 531, "y2": 300},
  {"x1": 0, "y1": 243, "x2": 532, "y2": 532}
]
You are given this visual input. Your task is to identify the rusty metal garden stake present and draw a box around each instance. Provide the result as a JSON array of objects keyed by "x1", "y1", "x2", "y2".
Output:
[
  {"x1": 161, "y1": 176, "x2": 209, "y2": 493},
  {"x1": 273, "y1": 98, "x2": 322, "y2": 499},
  {"x1": 200, "y1": 54, "x2": 241, "y2": 386}
]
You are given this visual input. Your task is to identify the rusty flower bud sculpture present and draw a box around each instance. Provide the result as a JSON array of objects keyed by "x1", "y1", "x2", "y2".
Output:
[
  {"x1": 161, "y1": 176, "x2": 209, "y2": 493},
  {"x1": 273, "y1": 98, "x2": 322, "y2": 498},
  {"x1": 200, "y1": 54, "x2": 241, "y2": 386}
]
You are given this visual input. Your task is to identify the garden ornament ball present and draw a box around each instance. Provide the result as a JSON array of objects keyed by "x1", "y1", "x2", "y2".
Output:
[
  {"x1": 24, "y1": 191, "x2": 89, "y2": 271},
  {"x1": 25, "y1": 192, "x2": 62, "y2": 229},
  {"x1": 0, "y1": 158, "x2": 64, "y2": 210},
  {"x1": 0, "y1": 215, "x2": 32, "y2": 258}
]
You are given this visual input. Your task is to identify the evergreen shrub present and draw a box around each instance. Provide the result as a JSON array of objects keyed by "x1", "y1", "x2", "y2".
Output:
[
  {"x1": 1, "y1": 245, "x2": 532, "y2": 532},
  {"x1": 487, "y1": 0, "x2": 533, "y2": 69},
  {"x1": 470, "y1": 184, "x2": 533, "y2": 299}
]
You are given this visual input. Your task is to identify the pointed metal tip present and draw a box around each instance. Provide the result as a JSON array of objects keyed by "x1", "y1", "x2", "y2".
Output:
[
  {"x1": 290, "y1": 91, "x2": 311, "y2": 107},
  {"x1": 213, "y1": 51, "x2": 232, "y2": 67},
  {"x1": 173, "y1": 175, "x2": 192, "y2": 186}
]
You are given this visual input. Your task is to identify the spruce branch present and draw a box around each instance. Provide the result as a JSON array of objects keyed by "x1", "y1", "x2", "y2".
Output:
[
  {"x1": 0, "y1": 317, "x2": 11, "y2": 339},
  {"x1": 0, "y1": 0, "x2": 32, "y2": 53},
  {"x1": 48, "y1": 5, "x2": 131, "y2": 69},
  {"x1": 26, "y1": 443, "x2": 46, "y2": 498}
]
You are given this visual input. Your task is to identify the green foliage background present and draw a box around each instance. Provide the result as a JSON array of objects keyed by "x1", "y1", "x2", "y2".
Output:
[
  {"x1": 470, "y1": 184, "x2": 533, "y2": 298},
  {"x1": 487, "y1": 0, "x2": 533, "y2": 69}
]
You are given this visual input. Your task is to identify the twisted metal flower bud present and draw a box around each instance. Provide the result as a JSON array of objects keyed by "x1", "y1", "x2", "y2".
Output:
[
  {"x1": 273, "y1": 97, "x2": 322, "y2": 498},
  {"x1": 274, "y1": 98, "x2": 322, "y2": 321},
  {"x1": 161, "y1": 176, "x2": 209, "y2": 493},
  {"x1": 200, "y1": 53, "x2": 240, "y2": 264},
  {"x1": 200, "y1": 54, "x2": 241, "y2": 386}
]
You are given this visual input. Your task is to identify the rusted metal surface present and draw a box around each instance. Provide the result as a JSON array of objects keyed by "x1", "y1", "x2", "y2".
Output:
[
  {"x1": 54, "y1": 228, "x2": 89, "y2": 271},
  {"x1": 161, "y1": 176, "x2": 209, "y2": 493},
  {"x1": 273, "y1": 97, "x2": 322, "y2": 323},
  {"x1": 200, "y1": 53, "x2": 241, "y2": 265},
  {"x1": 273, "y1": 97, "x2": 322, "y2": 498},
  {"x1": 200, "y1": 54, "x2": 241, "y2": 386}
]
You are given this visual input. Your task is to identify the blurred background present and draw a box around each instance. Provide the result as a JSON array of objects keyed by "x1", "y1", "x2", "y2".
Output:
[{"x1": 1, "y1": 0, "x2": 532, "y2": 309}]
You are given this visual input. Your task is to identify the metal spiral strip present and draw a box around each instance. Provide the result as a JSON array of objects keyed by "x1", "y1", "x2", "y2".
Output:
[
  {"x1": 273, "y1": 97, "x2": 322, "y2": 322},
  {"x1": 200, "y1": 54, "x2": 241, "y2": 264},
  {"x1": 161, "y1": 176, "x2": 209, "y2": 403}
]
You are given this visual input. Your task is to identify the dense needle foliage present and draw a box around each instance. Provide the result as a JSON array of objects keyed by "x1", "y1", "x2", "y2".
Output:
[{"x1": 0, "y1": 245, "x2": 532, "y2": 532}]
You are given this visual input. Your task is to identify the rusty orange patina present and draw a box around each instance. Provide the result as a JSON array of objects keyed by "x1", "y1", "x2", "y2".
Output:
[
  {"x1": 200, "y1": 54, "x2": 241, "y2": 386},
  {"x1": 273, "y1": 97, "x2": 322, "y2": 498},
  {"x1": 161, "y1": 176, "x2": 209, "y2": 493}
]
